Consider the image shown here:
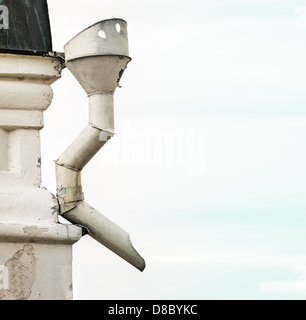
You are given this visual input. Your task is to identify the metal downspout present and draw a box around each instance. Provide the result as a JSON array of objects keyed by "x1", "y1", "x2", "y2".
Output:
[{"x1": 55, "y1": 19, "x2": 145, "y2": 272}]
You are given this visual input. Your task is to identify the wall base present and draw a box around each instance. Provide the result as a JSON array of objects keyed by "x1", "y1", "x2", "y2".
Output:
[{"x1": 0, "y1": 223, "x2": 82, "y2": 300}]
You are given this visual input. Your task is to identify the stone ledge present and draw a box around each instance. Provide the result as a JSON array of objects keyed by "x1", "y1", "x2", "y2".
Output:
[
  {"x1": 0, "y1": 81, "x2": 54, "y2": 111},
  {"x1": 0, "y1": 223, "x2": 82, "y2": 245},
  {"x1": 0, "y1": 54, "x2": 62, "y2": 83}
]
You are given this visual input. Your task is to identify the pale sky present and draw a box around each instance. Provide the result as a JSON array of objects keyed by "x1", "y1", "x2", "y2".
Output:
[{"x1": 40, "y1": 0, "x2": 306, "y2": 299}]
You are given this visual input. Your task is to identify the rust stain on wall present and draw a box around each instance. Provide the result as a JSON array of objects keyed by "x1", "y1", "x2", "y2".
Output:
[{"x1": 0, "y1": 245, "x2": 37, "y2": 300}]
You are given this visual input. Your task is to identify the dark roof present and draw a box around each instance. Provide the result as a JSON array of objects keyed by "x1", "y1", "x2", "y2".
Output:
[{"x1": 0, "y1": 0, "x2": 52, "y2": 55}]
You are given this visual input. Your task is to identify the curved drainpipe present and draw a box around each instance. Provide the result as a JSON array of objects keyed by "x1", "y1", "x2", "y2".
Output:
[{"x1": 55, "y1": 19, "x2": 145, "y2": 271}]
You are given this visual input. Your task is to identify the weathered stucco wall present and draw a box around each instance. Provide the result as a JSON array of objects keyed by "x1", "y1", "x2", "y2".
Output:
[
  {"x1": 0, "y1": 243, "x2": 76, "y2": 300},
  {"x1": 0, "y1": 54, "x2": 82, "y2": 300}
]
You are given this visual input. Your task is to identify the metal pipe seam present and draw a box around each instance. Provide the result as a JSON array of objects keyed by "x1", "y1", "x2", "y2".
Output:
[
  {"x1": 55, "y1": 123, "x2": 109, "y2": 213},
  {"x1": 56, "y1": 124, "x2": 107, "y2": 171}
]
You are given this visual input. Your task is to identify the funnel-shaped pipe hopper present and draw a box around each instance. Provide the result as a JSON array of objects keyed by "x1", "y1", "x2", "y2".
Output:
[
  {"x1": 55, "y1": 19, "x2": 145, "y2": 272},
  {"x1": 64, "y1": 18, "x2": 131, "y2": 95}
]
